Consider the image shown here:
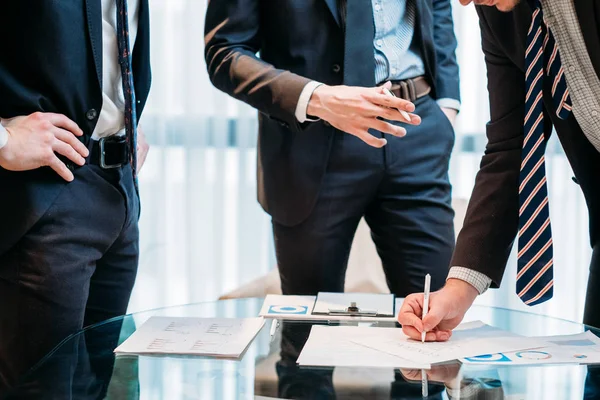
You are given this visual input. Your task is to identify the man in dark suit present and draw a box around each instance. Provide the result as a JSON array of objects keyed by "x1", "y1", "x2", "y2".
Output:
[
  {"x1": 399, "y1": 0, "x2": 600, "y2": 340},
  {"x1": 0, "y1": 0, "x2": 151, "y2": 389},
  {"x1": 205, "y1": 1, "x2": 460, "y2": 298}
]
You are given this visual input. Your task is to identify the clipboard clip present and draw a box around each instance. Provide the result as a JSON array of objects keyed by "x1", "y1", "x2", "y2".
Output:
[{"x1": 328, "y1": 301, "x2": 378, "y2": 317}]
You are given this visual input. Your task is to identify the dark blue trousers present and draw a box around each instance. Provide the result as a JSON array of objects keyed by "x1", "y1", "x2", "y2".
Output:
[
  {"x1": 0, "y1": 163, "x2": 139, "y2": 390},
  {"x1": 273, "y1": 95, "x2": 455, "y2": 297}
]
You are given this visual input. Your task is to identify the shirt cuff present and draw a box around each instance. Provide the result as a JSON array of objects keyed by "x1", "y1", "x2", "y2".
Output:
[
  {"x1": 0, "y1": 123, "x2": 8, "y2": 150},
  {"x1": 295, "y1": 81, "x2": 324, "y2": 123},
  {"x1": 436, "y1": 98, "x2": 461, "y2": 112},
  {"x1": 447, "y1": 267, "x2": 492, "y2": 295}
]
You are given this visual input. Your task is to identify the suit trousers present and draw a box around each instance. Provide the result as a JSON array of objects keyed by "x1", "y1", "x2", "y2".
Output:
[
  {"x1": 273, "y1": 95, "x2": 456, "y2": 297},
  {"x1": 0, "y1": 163, "x2": 139, "y2": 391}
]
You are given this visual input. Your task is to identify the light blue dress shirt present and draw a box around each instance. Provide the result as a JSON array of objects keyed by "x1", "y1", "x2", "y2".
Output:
[
  {"x1": 295, "y1": 0, "x2": 459, "y2": 123},
  {"x1": 372, "y1": 0, "x2": 424, "y2": 83},
  {"x1": 372, "y1": 0, "x2": 460, "y2": 111}
]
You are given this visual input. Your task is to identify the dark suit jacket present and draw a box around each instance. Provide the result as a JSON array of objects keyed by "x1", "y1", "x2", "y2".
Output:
[
  {"x1": 0, "y1": 1, "x2": 152, "y2": 257},
  {"x1": 452, "y1": 1, "x2": 600, "y2": 285},
  {"x1": 204, "y1": 0, "x2": 460, "y2": 226}
]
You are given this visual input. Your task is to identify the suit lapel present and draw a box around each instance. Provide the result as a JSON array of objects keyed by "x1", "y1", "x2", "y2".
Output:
[
  {"x1": 323, "y1": 0, "x2": 341, "y2": 27},
  {"x1": 573, "y1": 0, "x2": 600, "y2": 79},
  {"x1": 85, "y1": 0, "x2": 103, "y2": 90}
]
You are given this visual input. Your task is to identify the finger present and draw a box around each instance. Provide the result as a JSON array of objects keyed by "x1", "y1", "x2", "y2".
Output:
[
  {"x1": 402, "y1": 325, "x2": 424, "y2": 341},
  {"x1": 53, "y1": 128, "x2": 89, "y2": 157},
  {"x1": 363, "y1": 93, "x2": 416, "y2": 113},
  {"x1": 398, "y1": 295, "x2": 424, "y2": 320},
  {"x1": 379, "y1": 81, "x2": 392, "y2": 90},
  {"x1": 435, "y1": 330, "x2": 453, "y2": 342},
  {"x1": 351, "y1": 129, "x2": 387, "y2": 148},
  {"x1": 422, "y1": 306, "x2": 448, "y2": 332},
  {"x1": 368, "y1": 105, "x2": 414, "y2": 123},
  {"x1": 44, "y1": 113, "x2": 84, "y2": 136},
  {"x1": 406, "y1": 113, "x2": 421, "y2": 125},
  {"x1": 399, "y1": 369, "x2": 421, "y2": 382},
  {"x1": 52, "y1": 139, "x2": 86, "y2": 166},
  {"x1": 48, "y1": 155, "x2": 75, "y2": 182},
  {"x1": 367, "y1": 118, "x2": 406, "y2": 137}
]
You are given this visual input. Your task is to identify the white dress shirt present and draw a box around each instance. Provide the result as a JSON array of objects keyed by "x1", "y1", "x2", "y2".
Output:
[
  {"x1": 95, "y1": 0, "x2": 140, "y2": 139},
  {"x1": 0, "y1": 0, "x2": 140, "y2": 150}
]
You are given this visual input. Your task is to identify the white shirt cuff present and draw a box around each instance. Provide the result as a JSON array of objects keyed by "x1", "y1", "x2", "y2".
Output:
[
  {"x1": 0, "y1": 123, "x2": 8, "y2": 150},
  {"x1": 295, "y1": 81, "x2": 324, "y2": 123},
  {"x1": 447, "y1": 267, "x2": 492, "y2": 295},
  {"x1": 436, "y1": 98, "x2": 461, "y2": 112}
]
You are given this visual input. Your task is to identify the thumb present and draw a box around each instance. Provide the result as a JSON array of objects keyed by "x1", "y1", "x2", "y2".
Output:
[
  {"x1": 380, "y1": 81, "x2": 392, "y2": 89},
  {"x1": 422, "y1": 303, "x2": 449, "y2": 332}
]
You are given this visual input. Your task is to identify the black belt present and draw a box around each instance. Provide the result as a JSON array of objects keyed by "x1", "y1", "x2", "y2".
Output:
[
  {"x1": 87, "y1": 136, "x2": 130, "y2": 169},
  {"x1": 389, "y1": 76, "x2": 431, "y2": 102}
]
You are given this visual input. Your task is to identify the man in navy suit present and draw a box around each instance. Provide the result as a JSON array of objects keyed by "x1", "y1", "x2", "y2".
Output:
[
  {"x1": 0, "y1": 0, "x2": 151, "y2": 388},
  {"x1": 205, "y1": 0, "x2": 461, "y2": 298}
]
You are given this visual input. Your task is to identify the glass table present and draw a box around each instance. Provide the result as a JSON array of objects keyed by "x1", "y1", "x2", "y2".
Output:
[{"x1": 4, "y1": 298, "x2": 600, "y2": 399}]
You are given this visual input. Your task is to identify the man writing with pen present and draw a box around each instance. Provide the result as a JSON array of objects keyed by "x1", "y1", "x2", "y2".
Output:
[{"x1": 400, "y1": 0, "x2": 600, "y2": 340}]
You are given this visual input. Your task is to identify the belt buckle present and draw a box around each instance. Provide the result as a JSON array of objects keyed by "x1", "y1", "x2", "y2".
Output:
[{"x1": 99, "y1": 137, "x2": 125, "y2": 169}]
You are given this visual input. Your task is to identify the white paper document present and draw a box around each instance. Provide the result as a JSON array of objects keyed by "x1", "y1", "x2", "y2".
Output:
[
  {"x1": 462, "y1": 331, "x2": 600, "y2": 365},
  {"x1": 259, "y1": 294, "x2": 401, "y2": 322},
  {"x1": 297, "y1": 325, "x2": 430, "y2": 369},
  {"x1": 114, "y1": 317, "x2": 265, "y2": 358},
  {"x1": 350, "y1": 321, "x2": 548, "y2": 365},
  {"x1": 313, "y1": 292, "x2": 395, "y2": 317}
]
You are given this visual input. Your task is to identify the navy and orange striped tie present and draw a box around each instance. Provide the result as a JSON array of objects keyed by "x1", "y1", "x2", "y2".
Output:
[{"x1": 517, "y1": 0, "x2": 572, "y2": 306}]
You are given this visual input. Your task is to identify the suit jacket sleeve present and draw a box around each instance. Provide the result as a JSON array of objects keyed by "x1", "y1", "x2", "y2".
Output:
[
  {"x1": 204, "y1": 0, "x2": 311, "y2": 132},
  {"x1": 432, "y1": 0, "x2": 461, "y2": 102},
  {"x1": 450, "y1": 7, "x2": 526, "y2": 286}
]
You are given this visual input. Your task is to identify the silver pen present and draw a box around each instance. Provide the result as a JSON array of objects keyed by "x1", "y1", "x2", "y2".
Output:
[{"x1": 382, "y1": 87, "x2": 412, "y2": 122}]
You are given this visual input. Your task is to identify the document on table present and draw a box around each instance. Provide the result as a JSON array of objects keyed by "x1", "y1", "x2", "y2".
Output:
[
  {"x1": 312, "y1": 292, "x2": 395, "y2": 317},
  {"x1": 114, "y1": 317, "x2": 265, "y2": 358},
  {"x1": 259, "y1": 294, "x2": 401, "y2": 322},
  {"x1": 350, "y1": 321, "x2": 549, "y2": 365},
  {"x1": 462, "y1": 331, "x2": 600, "y2": 365},
  {"x1": 297, "y1": 325, "x2": 430, "y2": 369}
]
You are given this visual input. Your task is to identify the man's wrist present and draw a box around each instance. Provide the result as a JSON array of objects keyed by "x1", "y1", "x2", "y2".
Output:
[
  {"x1": 306, "y1": 84, "x2": 330, "y2": 120},
  {"x1": 447, "y1": 266, "x2": 492, "y2": 295},
  {"x1": 0, "y1": 124, "x2": 8, "y2": 150},
  {"x1": 295, "y1": 81, "x2": 323, "y2": 123},
  {"x1": 436, "y1": 98, "x2": 461, "y2": 112},
  {"x1": 445, "y1": 278, "x2": 479, "y2": 303}
]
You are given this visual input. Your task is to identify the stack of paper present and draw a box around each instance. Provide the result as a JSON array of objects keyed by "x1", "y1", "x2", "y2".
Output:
[
  {"x1": 296, "y1": 324, "x2": 430, "y2": 369},
  {"x1": 462, "y1": 331, "x2": 600, "y2": 365},
  {"x1": 297, "y1": 321, "x2": 549, "y2": 368},
  {"x1": 114, "y1": 317, "x2": 265, "y2": 358}
]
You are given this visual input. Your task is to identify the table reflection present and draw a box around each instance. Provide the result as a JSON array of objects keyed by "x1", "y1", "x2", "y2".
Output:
[{"x1": 2, "y1": 300, "x2": 600, "y2": 400}]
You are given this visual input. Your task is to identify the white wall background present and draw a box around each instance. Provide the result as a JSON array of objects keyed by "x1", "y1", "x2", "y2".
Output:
[{"x1": 129, "y1": 0, "x2": 591, "y2": 325}]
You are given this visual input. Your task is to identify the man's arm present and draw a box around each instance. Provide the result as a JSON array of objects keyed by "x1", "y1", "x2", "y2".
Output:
[
  {"x1": 204, "y1": 0, "x2": 311, "y2": 132},
  {"x1": 432, "y1": 0, "x2": 461, "y2": 109},
  {"x1": 397, "y1": 6, "x2": 526, "y2": 341},
  {"x1": 450, "y1": 6, "x2": 525, "y2": 286},
  {"x1": 204, "y1": 0, "x2": 420, "y2": 146}
]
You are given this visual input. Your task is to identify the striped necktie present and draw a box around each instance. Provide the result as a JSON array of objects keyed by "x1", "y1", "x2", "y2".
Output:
[
  {"x1": 517, "y1": 0, "x2": 572, "y2": 306},
  {"x1": 116, "y1": 0, "x2": 138, "y2": 185}
]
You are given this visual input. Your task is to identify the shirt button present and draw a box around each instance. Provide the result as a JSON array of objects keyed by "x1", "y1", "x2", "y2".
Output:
[
  {"x1": 568, "y1": 65, "x2": 577, "y2": 72},
  {"x1": 592, "y1": 110, "x2": 599, "y2": 117},
  {"x1": 332, "y1": 64, "x2": 341, "y2": 73},
  {"x1": 376, "y1": 39, "x2": 383, "y2": 47},
  {"x1": 374, "y1": 4, "x2": 381, "y2": 11},
  {"x1": 391, "y1": 67, "x2": 398, "y2": 75},
  {"x1": 86, "y1": 109, "x2": 98, "y2": 120}
]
